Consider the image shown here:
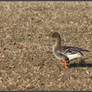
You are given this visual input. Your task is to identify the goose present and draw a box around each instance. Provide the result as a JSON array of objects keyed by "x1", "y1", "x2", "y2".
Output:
[{"x1": 52, "y1": 32, "x2": 89, "y2": 68}]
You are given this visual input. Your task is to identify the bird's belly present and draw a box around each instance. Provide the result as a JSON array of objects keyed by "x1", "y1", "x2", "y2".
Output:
[{"x1": 67, "y1": 53, "x2": 82, "y2": 60}]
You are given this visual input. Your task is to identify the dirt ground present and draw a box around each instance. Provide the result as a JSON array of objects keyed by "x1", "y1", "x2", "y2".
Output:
[{"x1": 0, "y1": 1, "x2": 92, "y2": 91}]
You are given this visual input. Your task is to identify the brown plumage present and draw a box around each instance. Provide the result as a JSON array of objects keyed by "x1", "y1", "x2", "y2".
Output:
[{"x1": 52, "y1": 32, "x2": 89, "y2": 68}]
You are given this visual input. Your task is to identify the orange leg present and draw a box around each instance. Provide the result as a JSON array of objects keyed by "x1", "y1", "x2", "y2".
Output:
[
  {"x1": 64, "y1": 62, "x2": 68, "y2": 69},
  {"x1": 59, "y1": 62, "x2": 65, "y2": 64},
  {"x1": 59, "y1": 61, "x2": 68, "y2": 69}
]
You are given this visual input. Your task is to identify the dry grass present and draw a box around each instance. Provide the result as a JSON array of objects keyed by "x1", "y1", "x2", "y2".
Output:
[{"x1": 0, "y1": 1, "x2": 92, "y2": 91}]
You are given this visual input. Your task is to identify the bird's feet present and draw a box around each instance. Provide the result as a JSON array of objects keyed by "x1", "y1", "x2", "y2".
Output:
[{"x1": 59, "y1": 61, "x2": 69, "y2": 69}]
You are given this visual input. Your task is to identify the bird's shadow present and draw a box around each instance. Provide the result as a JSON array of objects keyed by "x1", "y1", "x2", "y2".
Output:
[{"x1": 68, "y1": 60, "x2": 92, "y2": 68}]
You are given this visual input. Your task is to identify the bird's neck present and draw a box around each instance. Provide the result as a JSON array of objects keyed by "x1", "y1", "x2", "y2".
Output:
[{"x1": 55, "y1": 36, "x2": 61, "y2": 47}]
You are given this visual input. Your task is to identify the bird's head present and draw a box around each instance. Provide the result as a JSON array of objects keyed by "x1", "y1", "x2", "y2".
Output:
[
  {"x1": 51, "y1": 32, "x2": 61, "y2": 46},
  {"x1": 52, "y1": 32, "x2": 60, "y2": 39}
]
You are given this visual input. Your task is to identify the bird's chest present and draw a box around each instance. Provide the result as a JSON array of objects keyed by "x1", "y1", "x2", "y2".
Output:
[{"x1": 53, "y1": 46, "x2": 63, "y2": 60}]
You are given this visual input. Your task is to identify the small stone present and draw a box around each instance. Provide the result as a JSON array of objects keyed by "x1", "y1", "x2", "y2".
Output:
[{"x1": 86, "y1": 71, "x2": 90, "y2": 75}]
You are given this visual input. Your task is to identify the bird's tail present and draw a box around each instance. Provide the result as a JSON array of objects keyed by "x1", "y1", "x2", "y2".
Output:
[{"x1": 82, "y1": 49, "x2": 89, "y2": 52}]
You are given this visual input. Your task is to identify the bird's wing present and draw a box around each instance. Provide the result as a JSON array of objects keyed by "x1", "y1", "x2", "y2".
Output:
[
  {"x1": 57, "y1": 50, "x2": 69, "y2": 61},
  {"x1": 61, "y1": 46, "x2": 89, "y2": 56}
]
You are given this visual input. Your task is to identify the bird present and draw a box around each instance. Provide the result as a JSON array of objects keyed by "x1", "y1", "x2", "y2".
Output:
[{"x1": 51, "y1": 32, "x2": 89, "y2": 68}]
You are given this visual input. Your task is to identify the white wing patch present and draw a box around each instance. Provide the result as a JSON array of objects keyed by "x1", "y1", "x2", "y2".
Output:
[{"x1": 67, "y1": 53, "x2": 82, "y2": 60}]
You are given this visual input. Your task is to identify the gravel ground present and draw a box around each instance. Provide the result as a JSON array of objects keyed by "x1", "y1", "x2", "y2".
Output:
[{"x1": 0, "y1": 1, "x2": 92, "y2": 91}]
